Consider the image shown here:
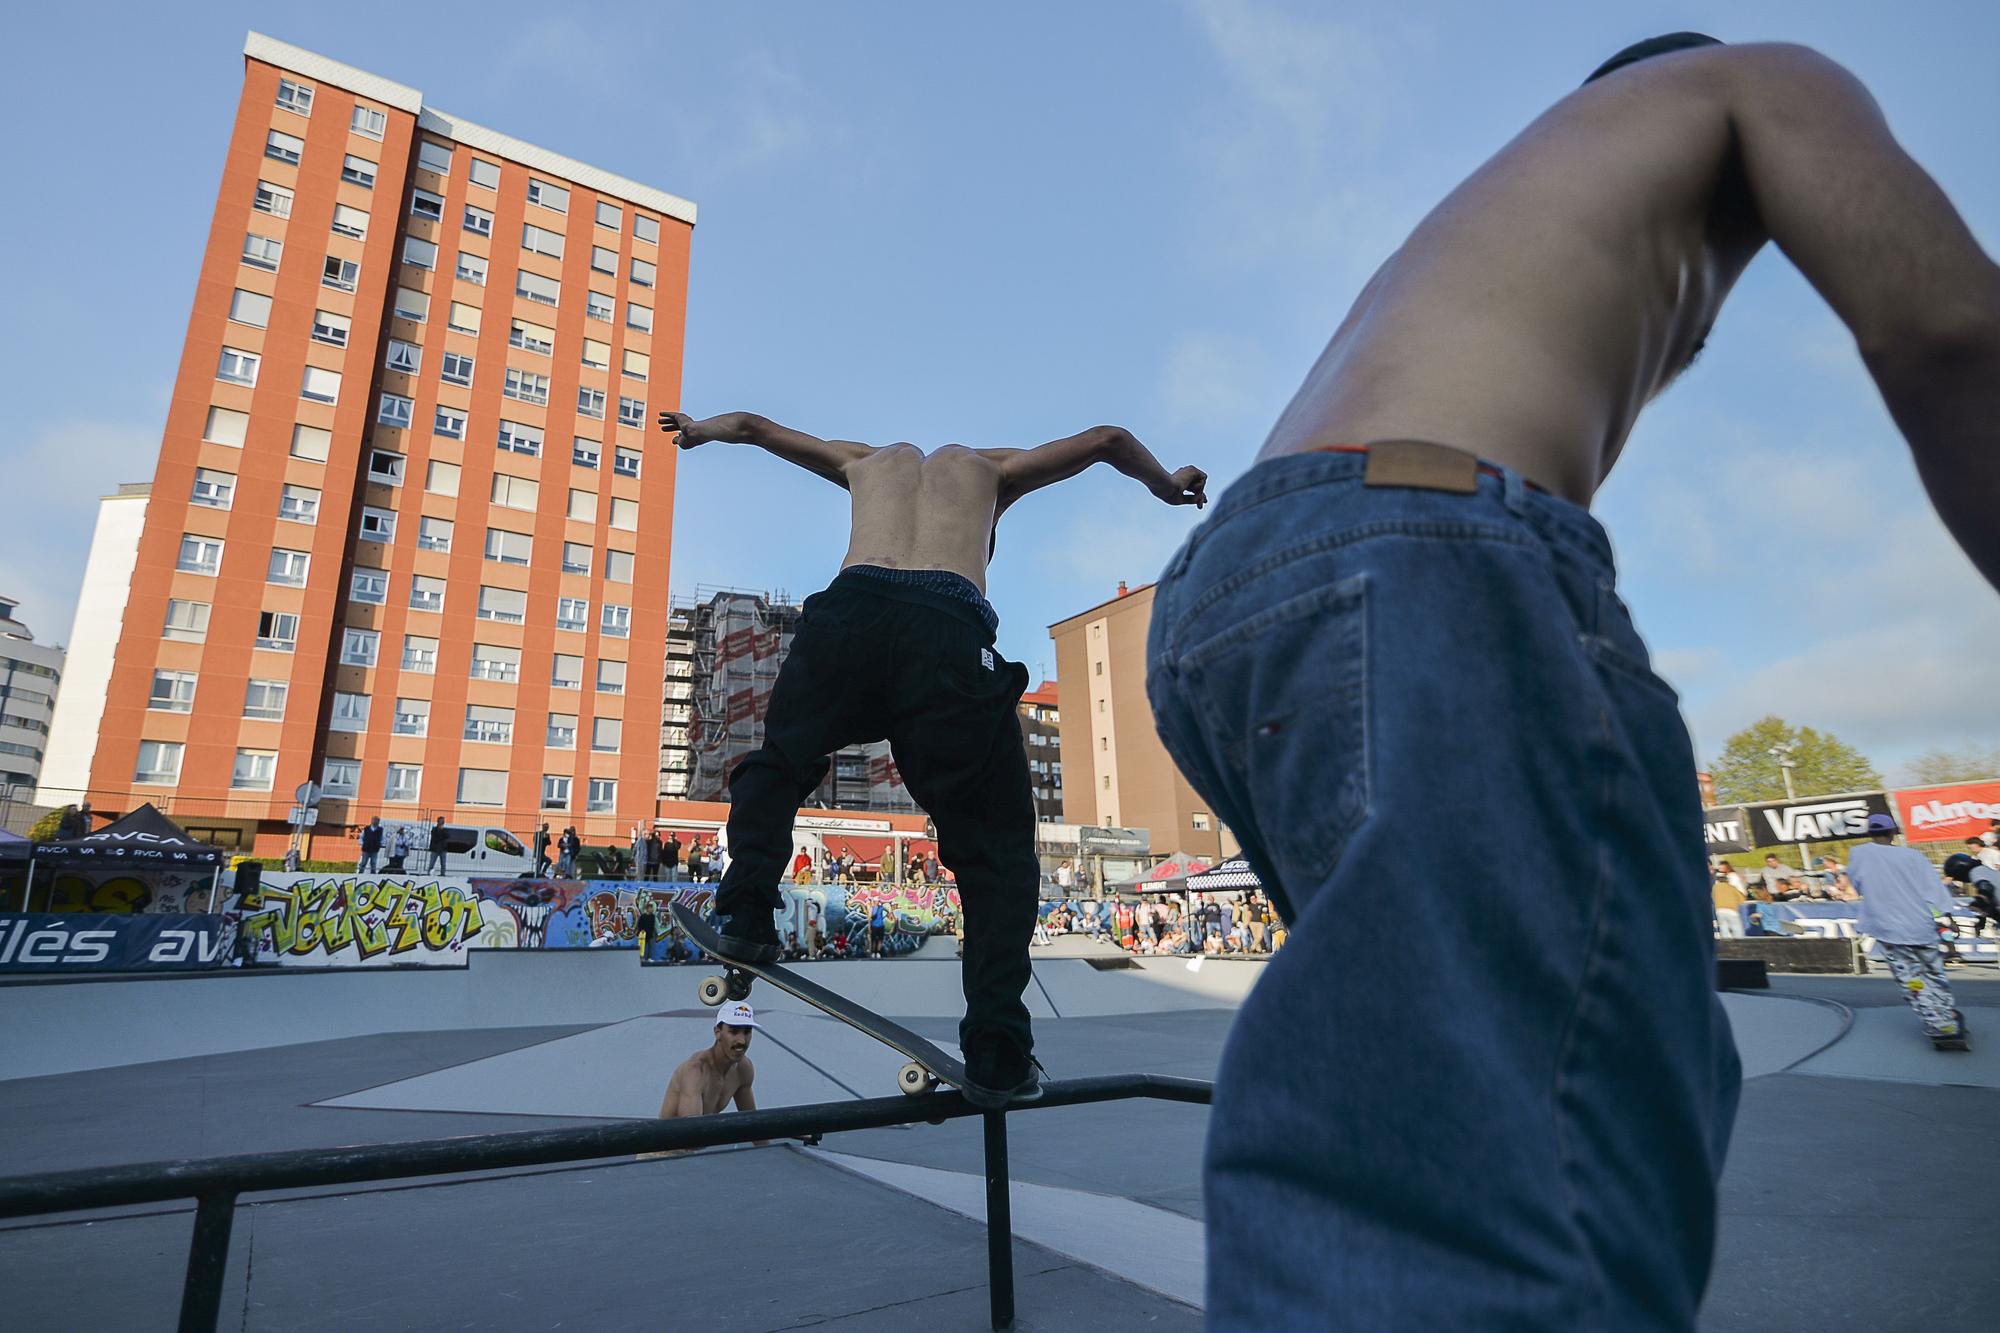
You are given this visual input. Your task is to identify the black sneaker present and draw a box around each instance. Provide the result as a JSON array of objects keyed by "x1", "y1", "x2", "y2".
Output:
[
  {"x1": 711, "y1": 914, "x2": 781, "y2": 965},
  {"x1": 962, "y1": 1035, "x2": 1045, "y2": 1109}
]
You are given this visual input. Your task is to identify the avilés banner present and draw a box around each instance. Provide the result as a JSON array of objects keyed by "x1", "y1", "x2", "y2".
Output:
[{"x1": 0, "y1": 913, "x2": 231, "y2": 974}]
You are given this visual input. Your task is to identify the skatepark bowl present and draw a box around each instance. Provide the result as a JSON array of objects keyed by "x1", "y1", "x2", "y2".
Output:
[{"x1": 0, "y1": 947, "x2": 1996, "y2": 1330}]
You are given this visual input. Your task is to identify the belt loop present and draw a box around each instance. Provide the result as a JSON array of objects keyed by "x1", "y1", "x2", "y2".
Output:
[{"x1": 1498, "y1": 463, "x2": 1531, "y2": 517}]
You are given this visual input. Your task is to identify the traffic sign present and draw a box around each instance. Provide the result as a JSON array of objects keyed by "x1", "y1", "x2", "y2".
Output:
[{"x1": 288, "y1": 807, "x2": 320, "y2": 827}]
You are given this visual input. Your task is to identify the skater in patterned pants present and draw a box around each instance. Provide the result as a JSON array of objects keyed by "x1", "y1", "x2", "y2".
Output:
[{"x1": 1847, "y1": 812, "x2": 1968, "y2": 1048}]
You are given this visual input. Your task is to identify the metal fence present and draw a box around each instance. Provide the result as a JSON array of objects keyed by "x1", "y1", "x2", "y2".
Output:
[{"x1": 0, "y1": 1073, "x2": 1212, "y2": 1333}]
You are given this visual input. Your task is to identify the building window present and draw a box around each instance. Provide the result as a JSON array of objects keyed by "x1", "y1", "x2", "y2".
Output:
[
  {"x1": 409, "y1": 189, "x2": 445, "y2": 224},
  {"x1": 1192, "y1": 812, "x2": 1212, "y2": 831},
  {"x1": 590, "y1": 244, "x2": 618, "y2": 275},
  {"x1": 434, "y1": 405, "x2": 467, "y2": 439},
  {"x1": 300, "y1": 366, "x2": 342, "y2": 405},
  {"x1": 577, "y1": 387, "x2": 606, "y2": 420},
  {"x1": 401, "y1": 635, "x2": 439, "y2": 673},
  {"x1": 369, "y1": 448, "x2": 406, "y2": 484},
  {"x1": 279, "y1": 484, "x2": 321, "y2": 523},
  {"x1": 384, "y1": 763, "x2": 423, "y2": 803},
  {"x1": 426, "y1": 459, "x2": 460, "y2": 497},
  {"x1": 408, "y1": 574, "x2": 446, "y2": 614},
  {"x1": 556, "y1": 596, "x2": 588, "y2": 631},
  {"x1": 503, "y1": 368, "x2": 550, "y2": 406},
  {"x1": 402, "y1": 235, "x2": 439, "y2": 269},
  {"x1": 552, "y1": 653, "x2": 583, "y2": 690},
  {"x1": 134, "y1": 740, "x2": 184, "y2": 786},
  {"x1": 617, "y1": 396, "x2": 645, "y2": 428},
  {"x1": 436, "y1": 350, "x2": 474, "y2": 387},
  {"x1": 613, "y1": 447, "x2": 642, "y2": 478},
  {"x1": 591, "y1": 718, "x2": 621, "y2": 752},
  {"x1": 311, "y1": 310, "x2": 351, "y2": 347},
  {"x1": 243, "y1": 232, "x2": 283, "y2": 271},
  {"x1": 243, "y1": 679, "x2": 288, "y2": 720},
  {"x1": 627, "y1": 302, "x2": 653, "y2": 333},
  {"x1": 634, "y1": 215, "x2": 660, "y2": 245},
  {"x1": 567, "y1": 488, "x2": 596, "y2": 522},
  {"x1": 622, "y1": 349, "x2": 650, "y2": 382},
  {"x1": 385, "y1": 339, "x2": 421, "y2": 375},
  {"x1": 526, "y1": 178, "x2": 569, "y2": 212},
  {"x1": 164, "y1": 599, "x2": 210, "y2": 643},
  {"x1": 522, "y1": 224, "x2": 565, "y2": 259},
  {"x1": 470, "y1": 643, "x2": 520, "y2": 682},
  {"x1": 601, "y1": 604, "x2": 631, "y2": 637},
  {"x1": 190, "y1": 468, "x2": 235, "y2": 510},
  {"x1": 463, "y1": 205, "x2": 493, "y2": 237},
  {"x1": 491, "y1": 473, "x2": 539, "y2": 510},
  {"x1": 587, "y1": 778, "x2": 617, "y2": 813},
  {"x1": 267, "y1": 548, "x2": 310, "y2": 587},
  {"x1": 351, "y1": 104, "x2": 387, "y2": 139},
  {"x1": 358, "y1": 506, "x2": 396, "y2": 541},
  {"x1": 216, "y1": 346, "x2": 259, "y2": 387},
  {"x1": 232, "y1": 750, "x2": 278, "y2": 791},
  {"x1": 462, "y1": 154, "x2": 499, "y2": 188},
  {"x1": 228, "y1": 288, "x2": 272, "y2": 328},
  {"x1": 322, "y1": 256, "x2": 360, "y2": 292},
  {"x1": 342, "y1": 154, "x2": 377, "y2": 188},
  {"x1": 177, "y1": 535, "x2": 223, "y2": 576},
  {"x1": 595, "y1": 200, "x2": 622, "y2": 230},
  {"x1": 463, "y1": 704, "x2": 514, "y2": 745},
  {"x1": 456, "y1": 252, "x2": 487, "y2": 286},
  {"x1": 580, "y1": 338, "x2": 610, "y2": 371},
  {"x1": 417, "y1": 516, "x2": 453, "y2": 551},
  {"x1": 497, "y1": 419, "x2": 543, "y2": 456},
  {"x1": 264, "y1": 130, "x2": 304, "y2": 165},
  {"x1": 477, "y1": 586, "x2": 528, "y2": 624},
  {"x1": 587, "y1": 290, "x2": 614, "y2": 323},
  {"x1": 541, "y1": 774, "x2": 571, "y2": 810},
  {"x1": 609, "y1": 497, "x2": 638, "y2": 531},
  {"x1": 458, "y1": 768, "x2": 507, "y2": 808},
  {"x1": 604, "y1": 549, "x2": 634, "y2": 583},
  {"x1": 597, "y1": 658, "x2": 626, "y2": 694},
  {"x1": 630, "y1": 257, "x2": 656, "y2": 288},
  {"x1": 330, "y1": 691, "x2": 370, "y2": 732},
  {"x1": 484, "y1": 528, "x2": 532, "y2": 566},
  {"x1": 321, "y1": 758, "x2": 360, "y2": 798},
  {"x1": 341, "y1": 628, "x2": 380, "y2": 667},
  {"x1": 417, "y1": 139, "x2": 453, "y2": 174},
  {"x1": 275, "y1": 79, "x2": 314, "y2": 114},
  {"x1": 392, "y1": 697, "x2": 430, "y2": 736},
  {"x1": 349, "y1": 567, "x2": 389, "y2": 605},
  {"x1": 572, "y1": 438, "x2": 600, "y2": 470},
  {"x1": 546, "y1": 712, "x2": 578, "y2": 748},
  {"x1": 148, "y1": 669, "x2": 197, "y2": 713},
  {"x1": 204, "y1": 407, "x2": 250, "y2": 447},
  {"x1": 516, "y1": 271, "x2": 560, "y2": 306},
  {"x1": 561, "y1": 542, "x2": 591, "y2": 575},
  {"x1": 378, "y1": 393, "x2": 414, "y2": 428},
  {"x1": 447, "y1": 301, "x2": 482, "y2": 335},
  {"x1": 331, "y1": 204, "x2": 369, "y2": 239},
  {"x1": 510, "y1": 318, "x2": 555, "y2": 355},
  {"x1": 253, "y1": 180, "x2": 293, "y2": 218},
  {"x1": 393, "y1": 286, "x2": 429, "y2": 322}
]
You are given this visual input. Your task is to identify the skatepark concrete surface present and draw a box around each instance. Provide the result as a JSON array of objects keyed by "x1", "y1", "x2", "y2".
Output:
[{"x1": 1, "y1": 954, "x2": 1996, "y2": 1330}]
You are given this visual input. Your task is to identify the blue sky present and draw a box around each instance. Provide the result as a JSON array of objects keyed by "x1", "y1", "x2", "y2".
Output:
[{"x1": 3, "y1": 1, "x2": 1996, "y2": 780}]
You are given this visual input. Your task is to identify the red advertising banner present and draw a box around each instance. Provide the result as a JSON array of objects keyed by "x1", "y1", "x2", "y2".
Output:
[{"x1": 1894, "y1": 780, "x2": 2000, "y2": 843}]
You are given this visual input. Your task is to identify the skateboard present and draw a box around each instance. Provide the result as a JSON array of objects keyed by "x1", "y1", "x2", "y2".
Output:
[
  {"x1": 1932, "y1": 1009, "x2": 1973, "y2": 1052},
  {"x1": 669, "y1": 902, "x2": 967, "y2": 1097}
]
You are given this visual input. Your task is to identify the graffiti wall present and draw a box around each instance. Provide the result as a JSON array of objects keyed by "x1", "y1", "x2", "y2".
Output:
[
  {"x1": 228, "y1": 873, "x2": 482, "y2": 967},
  {"x1": 469, "y1": 880, "x2": 714, "y2": 949}
]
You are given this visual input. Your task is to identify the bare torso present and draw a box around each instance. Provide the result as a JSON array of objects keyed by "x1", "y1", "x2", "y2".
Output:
[
  {"x1": 839, "y1": 443, "x2": 1007, "y2": 591},
  {"x1": 1258, "y1": 55, "x2": 1768, "y2": 503},
  {"x1": 659, "y1": 1049, "x2": 753, "y2": 1118}
]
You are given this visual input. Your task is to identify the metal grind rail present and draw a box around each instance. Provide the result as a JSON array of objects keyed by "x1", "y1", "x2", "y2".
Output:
[{"x1": 0, "y1": 1073, "x2": 1213, "y2": 1333}]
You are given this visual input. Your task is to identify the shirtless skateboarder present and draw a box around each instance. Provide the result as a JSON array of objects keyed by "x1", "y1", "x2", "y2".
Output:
[
  {"x1": 1144, "y1": 34, "x2": 2000, "y2": 1328},
  {"x1": 657, "y1": 999, "x2": 760, "y2": 1120},
  {"x1": 659, "y1": 408, "x2": 1204, "y2": 1106}
]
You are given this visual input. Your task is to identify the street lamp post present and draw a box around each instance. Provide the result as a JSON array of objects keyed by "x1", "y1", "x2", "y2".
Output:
[{"x1": 1768, "y1": 743, "x2": 1811, "y2": 872}]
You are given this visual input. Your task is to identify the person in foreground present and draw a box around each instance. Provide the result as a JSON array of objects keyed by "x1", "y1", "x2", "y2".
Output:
[
  {"x1": 660, "y1": 407, "x2": 1205, "y2": 1106},
  {"x1": 1144, "y1": 33, "x2": 2000, "y2": 1329}
]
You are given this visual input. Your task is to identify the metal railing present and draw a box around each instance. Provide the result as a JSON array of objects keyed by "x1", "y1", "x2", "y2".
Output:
[{"x1": 0, "y1": 1073, "x2": 1212, "y2": 1333}]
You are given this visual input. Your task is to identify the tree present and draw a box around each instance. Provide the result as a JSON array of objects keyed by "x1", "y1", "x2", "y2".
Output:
[
  {"x1": 1900, "y1": 745, "x2": 2000, "y2": 787},
  {"x1": 1710, "y1": 717, "x2": 1883, "y2": 805},
  {"x1": 26, "y1": 808, "x2": 65, "y2": 843}
]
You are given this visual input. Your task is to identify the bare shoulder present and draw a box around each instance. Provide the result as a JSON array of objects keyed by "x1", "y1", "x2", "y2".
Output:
[{"x1": 737, "y1": 1055, "x2": 756, "y2": 1083}]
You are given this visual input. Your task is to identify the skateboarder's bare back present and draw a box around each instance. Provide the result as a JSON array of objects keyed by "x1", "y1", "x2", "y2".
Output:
[{"x1": 658, "y1": 409, "x2": 1203, "y2": 1106}]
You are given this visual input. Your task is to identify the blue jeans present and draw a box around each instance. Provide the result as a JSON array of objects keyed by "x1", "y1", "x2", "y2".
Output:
[{"x1": 1146, "y1": 450, "x2": 1739, "y2": 1330}]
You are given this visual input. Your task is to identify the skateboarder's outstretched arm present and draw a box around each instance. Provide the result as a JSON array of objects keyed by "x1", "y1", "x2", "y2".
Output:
[
  {"x1": 659, "y1": 410, "x2": 874, "y2": 489},
  {"x1": 983, "y1": 425, "x2": 1207, "y2": 511}
]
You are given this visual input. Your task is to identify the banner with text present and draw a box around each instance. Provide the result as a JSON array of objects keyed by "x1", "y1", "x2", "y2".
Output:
[
  {"x1": 1744, "y1": 792, "x2": 1896, "y2": 849},
  {"x1": 0, "y1": 913, "x2": 232, "y2": 974},
  {"x1": 1893, "y1": 780, "x2": 2000, "y2": 844}
]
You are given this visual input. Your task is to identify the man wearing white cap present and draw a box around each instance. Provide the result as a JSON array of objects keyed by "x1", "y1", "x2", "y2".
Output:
[
  {"x1": 1848, "y1": 812, "x2": 1968, "y2": 1049},
  {"x1": 658, "y1": 1000, "x2": 762, "y2": 1120}
]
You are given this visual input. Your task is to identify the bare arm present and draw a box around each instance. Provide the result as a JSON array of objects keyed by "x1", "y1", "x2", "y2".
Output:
[
  {"x1": 986, "y1": 425, "x2": 1207, "y2": 510},
  {"x1": 1730, "y1": 45, "x2": 2000, "y2": 590},
  {"x1": 659, "y1": 411, "x2": 874, "y2": 489},
  {"x1": 658, "y1": 1064, "x2": 701, "y2": 1119}
]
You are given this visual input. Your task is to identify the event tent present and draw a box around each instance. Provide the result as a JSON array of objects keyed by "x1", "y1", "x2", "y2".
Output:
[
  {"x1": 1186, "y1": 857, "x2": 1262, "y2": 892},
  {"x1": 0, "y1": 827, "x2": 29, "y2": 862},
  {"x1": 1112, "y1": 854, "x2": 1213, "y2": 893},
  {"x1": 25, "y1": 804, "x2": 226, "y2": 912}
]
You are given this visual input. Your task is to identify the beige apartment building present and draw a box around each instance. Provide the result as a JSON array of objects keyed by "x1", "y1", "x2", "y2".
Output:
[{"x1": 1048, "y1": 583, "x2": 1238, "y2": 863}]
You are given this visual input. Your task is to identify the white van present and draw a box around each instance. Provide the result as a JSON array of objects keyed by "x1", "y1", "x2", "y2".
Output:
[{"x1": 375, "y1": 821, "x2": 535, "y2": 876}]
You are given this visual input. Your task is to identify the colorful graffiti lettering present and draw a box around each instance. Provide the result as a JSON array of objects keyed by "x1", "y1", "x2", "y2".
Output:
[
  {"x1": 236, "y1": 877, "x2": 480, "y2": 963},
  {"x1": 470, "y1": 880, "x2": 714, "y2": 949},
  {"x1": 840, "y1": 882, "x2": 961, "y2": 936}
]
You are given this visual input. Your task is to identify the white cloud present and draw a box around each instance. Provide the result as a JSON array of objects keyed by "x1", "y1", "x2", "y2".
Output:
[
  {"x1": 1157, "y1": 330, "x2": 1268, "y2": 433},
  {"x1": 0, "y1": 418, "x2": 157, "y2": 649}
]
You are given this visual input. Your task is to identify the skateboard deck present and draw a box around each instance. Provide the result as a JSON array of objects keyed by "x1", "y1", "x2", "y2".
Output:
[{"x1": 669, "y1": 902, "x2": 968, "y2": 1097}]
